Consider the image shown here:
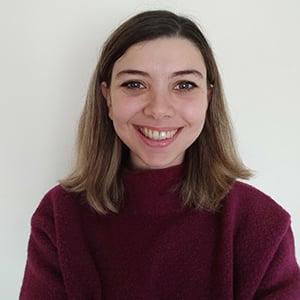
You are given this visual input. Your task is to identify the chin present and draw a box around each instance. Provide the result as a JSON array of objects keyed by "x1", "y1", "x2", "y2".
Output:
[{"x1": 133, "y1": 156, "x2": 183, "y2": 170}]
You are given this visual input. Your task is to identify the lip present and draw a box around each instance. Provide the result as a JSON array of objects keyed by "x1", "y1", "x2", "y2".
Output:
[{"x1": 134, "y1": 125, "x2": 182, "y2": 147}]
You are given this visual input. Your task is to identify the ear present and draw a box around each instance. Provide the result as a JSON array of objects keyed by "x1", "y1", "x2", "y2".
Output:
[
  {"x1": 207, "y1": 83, "x2": 214, "y2": 103},
  {"x1": 101, "y1": 81, "x2": 113, "y2": 119}
]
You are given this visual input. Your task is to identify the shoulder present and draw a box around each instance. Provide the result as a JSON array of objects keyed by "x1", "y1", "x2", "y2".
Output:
[
  {"x1": 221, "y1": 184, "x2": 300, "y2": 298},
  {"x1": 222, "y1": 180, "x2": 291, "y2": 245},
  {"x1": 35, "y1": 185, "x2": 78, "y2": 209},
  {"x1": 225, "y1": 180, "x2": 290, "y2": 220},
  {"x1": 44, "y1": 184, "x2": 77, "y2": 201},
  {"x1": 31, "y1": 185, "x2": 83, "y2": 227}
]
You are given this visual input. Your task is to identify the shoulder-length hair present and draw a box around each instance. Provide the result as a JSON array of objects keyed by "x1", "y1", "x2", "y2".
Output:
[{"x1": 60, "y1": 10, "x2": 251, "y2": 214}]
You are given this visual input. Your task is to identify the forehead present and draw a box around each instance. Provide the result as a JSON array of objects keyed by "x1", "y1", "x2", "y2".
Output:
[{"x1": 112, "y1": 37, "x2": 207, "y2": 77}]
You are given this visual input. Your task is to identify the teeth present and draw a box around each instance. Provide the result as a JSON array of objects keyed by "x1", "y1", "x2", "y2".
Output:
[{"x1": 140, "y1": 127, "x2": 178, "y2": 140}]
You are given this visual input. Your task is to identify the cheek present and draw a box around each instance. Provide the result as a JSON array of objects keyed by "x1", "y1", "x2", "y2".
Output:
[
  {"x1": 110, "y1": 98, "x2": 136, "y2": 125},
  {"x1": 110, "y1": 107, "x2": 126, "y2": 124},
  {"x1": 182, "y1": 100, "x2": 209, "y2": 125}
]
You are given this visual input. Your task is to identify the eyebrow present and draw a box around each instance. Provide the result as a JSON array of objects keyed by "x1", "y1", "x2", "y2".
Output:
[
  {"x1": 116, "y1": 69, "x2": 149, "y2": 78},
  {"x1": 115, "y1": 69, "x2": 204, "y2": 79},
  {"x1": 171, "y1": 70, "x2": 204, "y2": 79}
]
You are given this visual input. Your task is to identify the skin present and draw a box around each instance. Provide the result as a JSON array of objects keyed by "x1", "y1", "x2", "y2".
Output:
[{"x1": 101, "y1": 37, "x2": 211, "y2": 170}]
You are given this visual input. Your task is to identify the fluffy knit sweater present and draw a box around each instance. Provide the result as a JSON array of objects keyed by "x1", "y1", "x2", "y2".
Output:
[{"x1": 20, "y1": 165, "x2": 300, "y2": 299}]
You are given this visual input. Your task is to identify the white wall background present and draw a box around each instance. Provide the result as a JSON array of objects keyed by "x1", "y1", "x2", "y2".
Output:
[{"x1": 1, "y1": 0, "x2": 299, "y2": 298}]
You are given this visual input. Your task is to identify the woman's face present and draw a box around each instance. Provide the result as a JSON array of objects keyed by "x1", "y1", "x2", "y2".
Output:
[{"x1": 101, "y1": 37, "x2": 210, "y2": 169}]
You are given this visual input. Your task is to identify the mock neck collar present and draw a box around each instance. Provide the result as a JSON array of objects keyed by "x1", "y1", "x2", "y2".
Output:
[{"x1": 121, "y1": 164, "x2": 184, "y2": 215}]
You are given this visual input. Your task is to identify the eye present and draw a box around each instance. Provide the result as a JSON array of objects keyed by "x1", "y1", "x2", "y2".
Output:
[
  {"x1": 121, "y1": 80, "x2": 145, "y2": 89},
  {"x1": 174, "y1": 81, "x2": 197, "y2": 91}
]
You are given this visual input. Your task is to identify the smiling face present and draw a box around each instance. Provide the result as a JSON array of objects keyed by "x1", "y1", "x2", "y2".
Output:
[{"x1": 101, "y1": 37, "x2": 210, "y2": 170}]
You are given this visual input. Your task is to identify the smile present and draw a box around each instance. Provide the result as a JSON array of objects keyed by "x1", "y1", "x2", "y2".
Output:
[{"x1": 139, "y1": 127, "x2": 178, "y2": 141}]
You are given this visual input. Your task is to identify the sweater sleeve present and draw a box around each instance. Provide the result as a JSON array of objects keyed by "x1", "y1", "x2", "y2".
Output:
[
  {"x1": 254, "y1": 226, "x2": 300, "y2": 299},
  {"x1": 19, "y1": 194, "x2": 67, "y2": 299}
]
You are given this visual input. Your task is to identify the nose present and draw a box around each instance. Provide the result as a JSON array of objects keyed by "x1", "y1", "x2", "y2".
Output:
[{"x1": 143, "y1": 89, "x2": 175, "y2": 119}]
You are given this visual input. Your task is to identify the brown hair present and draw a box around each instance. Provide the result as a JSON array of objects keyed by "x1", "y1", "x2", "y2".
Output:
[{"x1": 60, "y1": 10, "x2": 252, "y2": 214}]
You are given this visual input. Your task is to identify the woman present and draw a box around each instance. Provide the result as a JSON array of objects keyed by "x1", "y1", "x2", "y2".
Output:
[{"x1": 20, "y1": 10, "x2": 300, "y2": 299}]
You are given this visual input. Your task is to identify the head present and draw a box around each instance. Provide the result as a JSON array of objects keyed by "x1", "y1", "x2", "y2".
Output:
[
  {"x1": 98, "y1": 10, "x2": 217, "y2": 88},
  {"x1": 61, "y1": 10, "x2": 251, "y2": 213},
  {"x1": 98, "y1": 10, "x2": 223, "y2": 166}
]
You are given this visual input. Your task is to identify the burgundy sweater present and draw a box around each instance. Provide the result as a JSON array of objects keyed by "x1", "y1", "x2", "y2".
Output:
[{"x1": 20, "y1": 165, "x2": 300, "y2": 299}]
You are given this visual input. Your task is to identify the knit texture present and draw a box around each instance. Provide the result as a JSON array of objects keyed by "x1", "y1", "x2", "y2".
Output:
[{"x1": 20, "y1": 165, "x2": 300, "y2": 299}]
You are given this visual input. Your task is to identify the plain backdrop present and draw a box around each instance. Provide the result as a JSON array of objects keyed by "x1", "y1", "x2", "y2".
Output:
[{"x1": 1, "y1": 0, "x2": 299, "y2": 298}]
